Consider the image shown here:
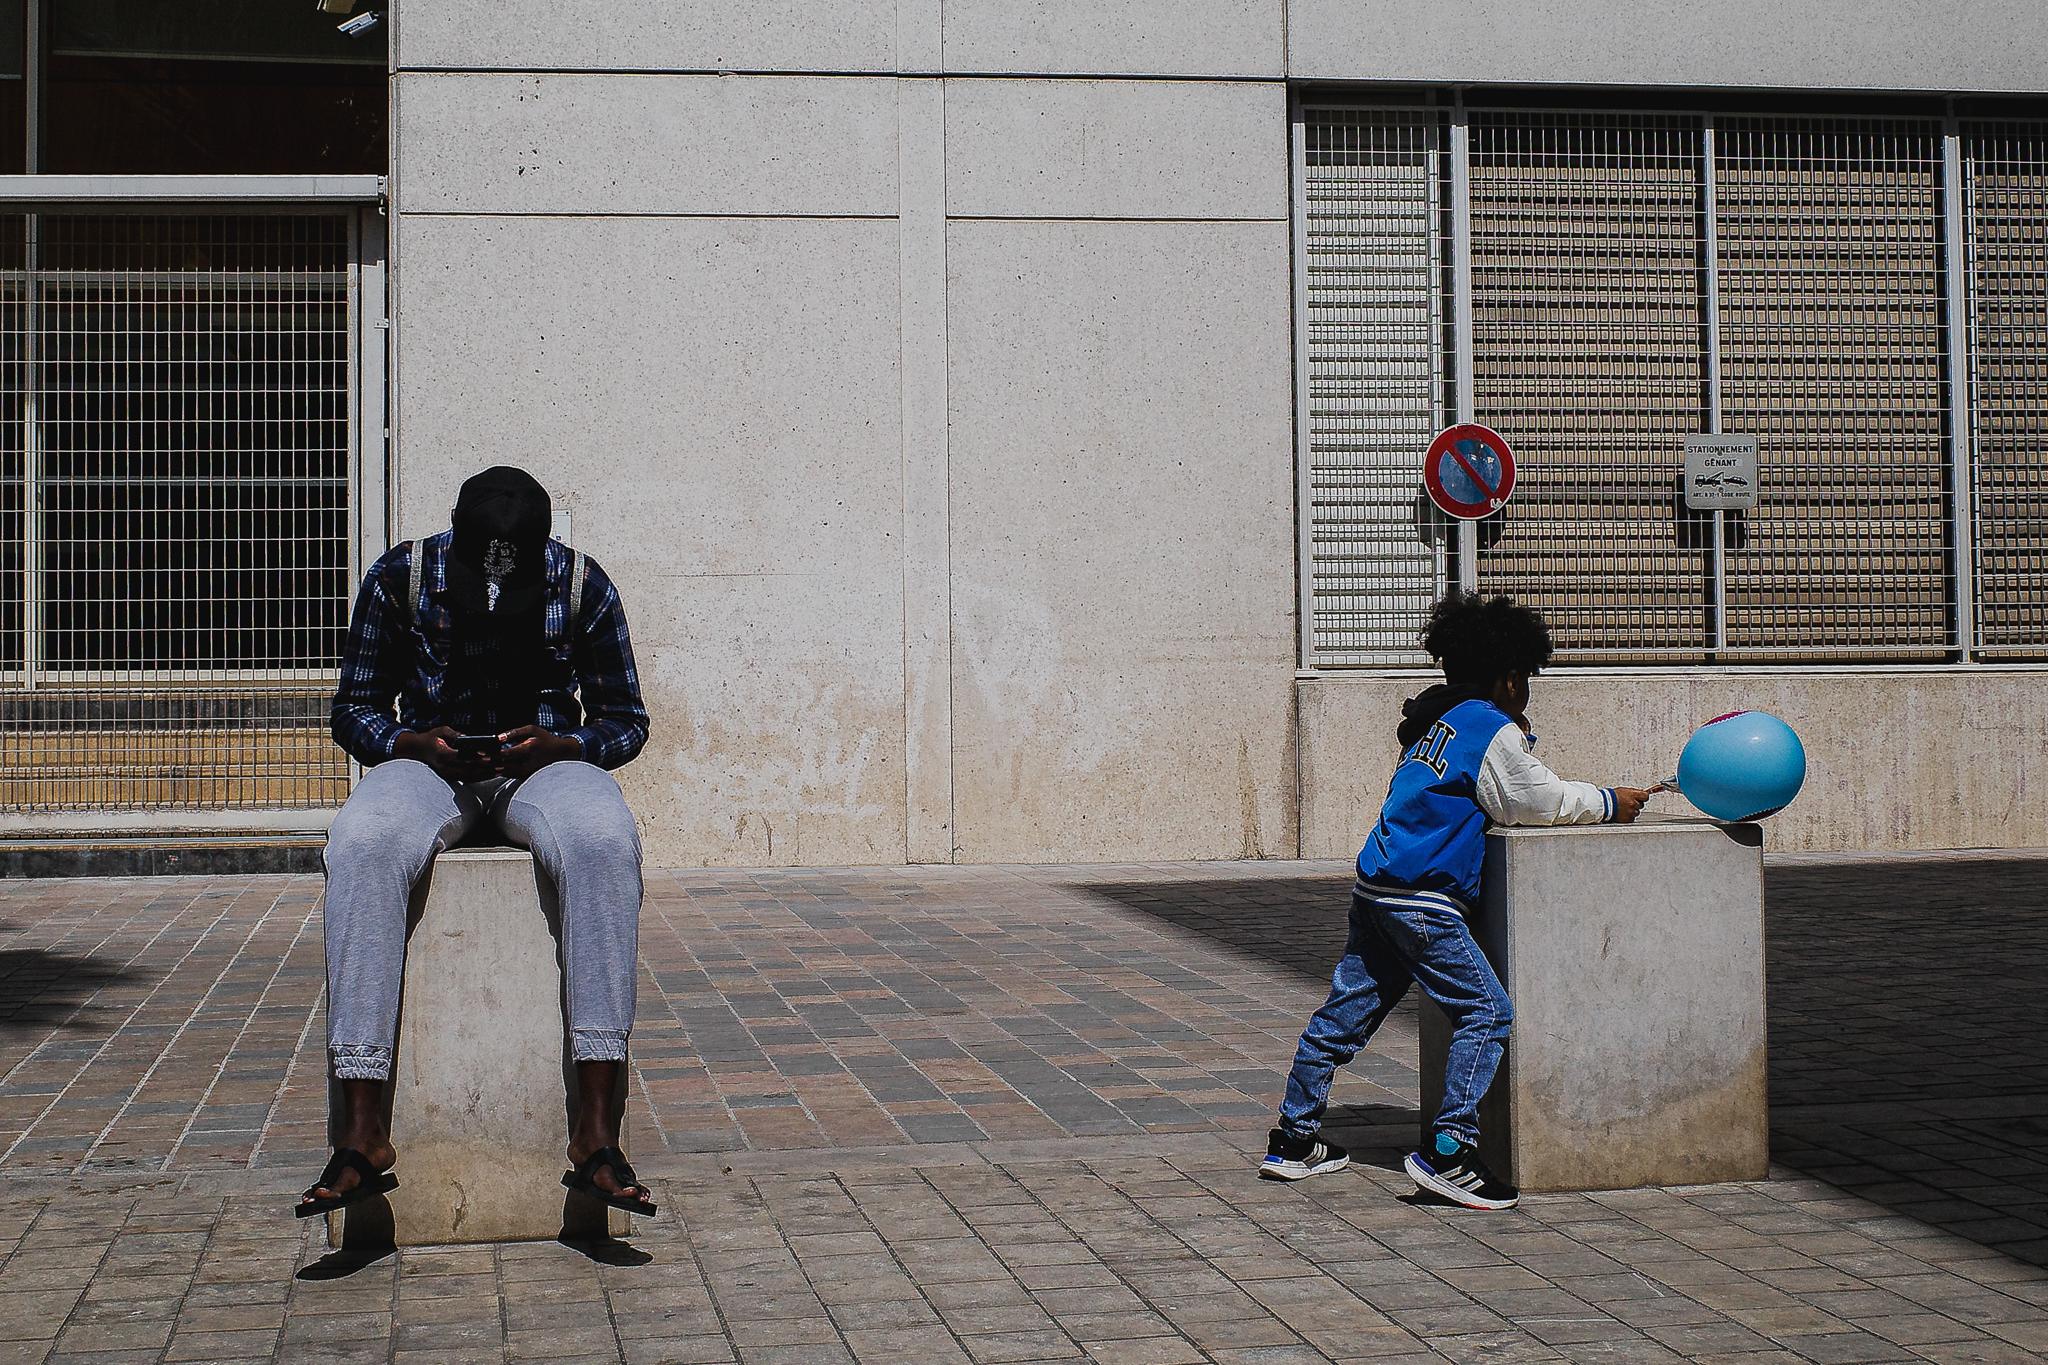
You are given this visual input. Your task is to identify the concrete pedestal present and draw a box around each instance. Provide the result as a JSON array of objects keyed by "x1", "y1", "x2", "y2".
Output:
[
  {"x1": 1419, "y1": 816, "x2": 1768, "y2": 1192},
  {"x1": 331, "y1": 848, "x2": 628, "y2": 1248}
]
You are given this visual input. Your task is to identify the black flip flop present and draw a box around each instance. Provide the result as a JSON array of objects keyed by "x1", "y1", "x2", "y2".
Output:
[
  {"x1": 295, "y1": 1148, "x2": 399, "y2": 1219},
  {"x1": 562, "y1": 1146, "x2": 657, "y2": 1216}
]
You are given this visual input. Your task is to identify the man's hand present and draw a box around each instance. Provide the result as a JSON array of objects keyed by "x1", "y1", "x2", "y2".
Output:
[
  {"x1": 1612, "y1": 788, "x2": 1652, "y2": 824},
  {"x1": 497, "y1": 725, "x2": 583, "y2": 779},
  {"x1": 392, "y1": 726, "x2": 499, "y2": 782}
]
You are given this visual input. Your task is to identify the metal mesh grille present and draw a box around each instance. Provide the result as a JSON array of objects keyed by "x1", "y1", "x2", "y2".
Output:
[
  {"x1": 1301, "y1": 111, "x2": 1449, "y2": 666},
  {"x1": 1966, "y1": 121, "x2": 2048, "y2": 657},
  {"x1": 0, "y1": 214, "x2": 353, "y2": 811},
  {"x1": 1715, "y1": 118, "x2": 1951, "y2": 657},
  {"x1": 1468, "y1": 113, "x2": 1709, "y2": 661},
  {"x1": 1298, "y1": 105, "x2": 2012, "y2": 669}
]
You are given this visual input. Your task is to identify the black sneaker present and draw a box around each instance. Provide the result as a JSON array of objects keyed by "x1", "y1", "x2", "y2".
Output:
[
  {"x1": 1404, "y1": 1134, "x2": 1519, "y2": 1209},
  {"x1": 1259, "y1": 1127, "x2": 1350, "y2": 1181}
]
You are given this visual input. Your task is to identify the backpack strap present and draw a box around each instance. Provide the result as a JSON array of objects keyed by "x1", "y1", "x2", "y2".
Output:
[
  {"x1": 405, "y1": 539, "x2": 423, "y2": 625},
  {"x1": 566, "y1": 549, "x2": 588, "y2": 637},
  {"x1": 402, "y1": 538, "x2": 581, "y2": 634}
]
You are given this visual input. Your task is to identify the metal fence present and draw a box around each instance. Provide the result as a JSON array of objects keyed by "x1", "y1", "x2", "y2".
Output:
[
  {"x1": 0, "y1": 188, "x2": 383, "y2": 815},
  {"x1": 1296, "y1": 111, "x2": 1451, "y2": 666},
  {"x1": 1298, "y1": 102, "x2": 2047, "y2": 667},
  {"x1": 1967, "y1": 122, "x2": 2048, "y2": 655},
  {"x1": 1715, "y1": 118, "x2": 1948, "y2": 657},
  {"x1": 1468, "y1": 112, "x2": 1708, "y2": 661}
]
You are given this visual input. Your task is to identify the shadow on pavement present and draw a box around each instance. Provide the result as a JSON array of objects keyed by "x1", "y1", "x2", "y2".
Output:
[
  {"x1": 0, "y1": 943, "x2": 157, "y2": 1034},
  {"x1": 1078, "y1": 875, "x2": 1355, "y2": 984},
  {"x1": 1320, "y1": 1101, "x2": 1427, "y2": 1173},
  {"x1": 1084, "y1": 859, "x2": 2048, "y2": 1266},
  {"x1": 559, "y1": 1233, "x2": 656, "y2": 1266},
  {"x1": 295, "y1": 1245, "x2": 396, "y2": 1281},
  {"x1": 1766, "y1": 855, "x2": 2048, "y2": 1266}
]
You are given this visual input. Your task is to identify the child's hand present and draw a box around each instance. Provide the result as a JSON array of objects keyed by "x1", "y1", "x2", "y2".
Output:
[{"x1": 1612, "y1": 788, "x2": 1652, "y2": 823}]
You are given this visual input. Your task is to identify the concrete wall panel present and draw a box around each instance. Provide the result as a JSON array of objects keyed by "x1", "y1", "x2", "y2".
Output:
[
  {"x1": 1287, "y1": 0, "x2": 2048, "y2": 91},
  {"x1": 393, "y1": 74, "x2": 900, "y2": 217},
  {"x1": 392, "y1": 214, "x2": 908, "y2": 867},
  {"x1": 394, "y1": 0, "x2": 899, "y2": 74},
  {"x1": 940, "y1": 0, "x2": 1283, "y2": 78},
  {"x1": 1299, "y1": 669, "x2": 2048, "y2": 858},
  {"x1": 946, "y1": 220, "x2": 1296, "y2": 862},
  {"x1": 944, "y1": 80, "x2": 1288, "y2": 220}
]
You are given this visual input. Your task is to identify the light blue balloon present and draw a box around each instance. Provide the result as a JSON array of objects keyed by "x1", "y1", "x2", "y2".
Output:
[{"x1": 1676, "y1": 711, "x2": 1807, "y2": 822}]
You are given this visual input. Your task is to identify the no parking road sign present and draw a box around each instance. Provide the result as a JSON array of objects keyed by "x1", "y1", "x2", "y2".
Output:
[{"x1": 1423, "y1": 423, "x2": 1516, "y2": 520}]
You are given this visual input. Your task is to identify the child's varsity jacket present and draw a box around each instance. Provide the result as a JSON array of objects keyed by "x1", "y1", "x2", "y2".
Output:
[{"x1": 1357, "y1": 697, "x2": 1617, "y2": 911}]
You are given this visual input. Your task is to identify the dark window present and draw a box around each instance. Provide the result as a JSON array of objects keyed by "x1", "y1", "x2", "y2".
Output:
[{"x1": 36, "y1": 0, "x2": 387, "y2": 175}]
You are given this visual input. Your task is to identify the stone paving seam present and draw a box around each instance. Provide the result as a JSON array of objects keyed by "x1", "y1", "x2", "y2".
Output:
[
  {"x1": 157, "y1": 885, "x2": 318, "y2": 1174},
  {"x1": 39, "y1": 1189, "x2": 128, "y2": 1360},
  {"x1": 142, "y1": 887, "x2": 312, "y2": 1176},
  {"x1": 830, "y1": 1169, "x2": 988, "y2": 1364},
  {"x1": 951, "y1": 1161, "x2": 1202, "y2": 1359},
  {"x1": 1021, "y1": 1153, "x2": 1337, "y2": 1359},
  {"x1": 906, "y1": 1165, "x2": 1089, "y2": 1360},
  {"x1": 255, "y1": 935, "x2": 338, "y2": 1177},
  {"x1": 668, "y1": 1170, "x2": 749, "y2": 1364},
  {"x1": 161, "y1": 1184, "x2": 228, "y2": 1362}
]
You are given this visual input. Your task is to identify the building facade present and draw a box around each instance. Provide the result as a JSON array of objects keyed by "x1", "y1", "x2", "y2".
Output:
[{"x1": 6, "y1": 2, "x2": 2047, "y2": 865}]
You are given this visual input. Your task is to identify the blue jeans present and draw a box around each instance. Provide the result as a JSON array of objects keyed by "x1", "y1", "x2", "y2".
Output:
[{"x1": 1279, "y1": 880, "x2": 1513, "y2": 1148}]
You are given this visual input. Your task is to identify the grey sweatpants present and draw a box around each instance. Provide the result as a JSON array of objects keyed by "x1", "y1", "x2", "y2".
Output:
[{"x1": 321, "y1": 759, "x2": 643, "y2": 1081}]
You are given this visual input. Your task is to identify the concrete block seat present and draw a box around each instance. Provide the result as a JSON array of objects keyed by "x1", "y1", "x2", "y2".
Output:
[
  {"x1": 1420, "y1": 815, "x2": 1768, "y2": 1193},
  {"x1": 332, "y1": 847, "x2": 629, "y2": 1248}
]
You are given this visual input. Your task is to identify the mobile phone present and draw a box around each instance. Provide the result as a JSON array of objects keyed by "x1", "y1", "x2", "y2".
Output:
[{"x1": 449, "y1": 734, "x2": 504, "y2": 757}]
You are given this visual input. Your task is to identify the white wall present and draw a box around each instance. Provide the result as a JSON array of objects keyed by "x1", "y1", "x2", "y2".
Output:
[
  {"x1": 393, "y1": 0, "x2": 1284, "y2": 77},
  {"x1": 1290, "y1": 0, "x2": 2048, "y2": 92},
  {"x1": 1301, "y1": 670, "x2": 2048, "y2": 858},
  {"x1": 389, "y1": 3, "x2": 1299, "y2": 866},
  {"x1": 388, "y1": 0, "x2": 2047, "y2": 865}
]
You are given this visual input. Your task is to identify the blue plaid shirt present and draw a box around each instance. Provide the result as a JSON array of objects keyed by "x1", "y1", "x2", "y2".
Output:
[{"x1": 331, "y1": 532, "x2": 650, "y2": 770}]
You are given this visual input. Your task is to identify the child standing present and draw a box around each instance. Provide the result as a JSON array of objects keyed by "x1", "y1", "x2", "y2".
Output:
[{"x1": 1262, "y1": 593, "x2": 1650, "y2": 1208}]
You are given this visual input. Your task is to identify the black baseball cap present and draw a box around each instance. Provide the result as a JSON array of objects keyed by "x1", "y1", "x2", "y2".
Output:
[{"x1": 446, "y1": 466, "x2": 550, "y2": 614}]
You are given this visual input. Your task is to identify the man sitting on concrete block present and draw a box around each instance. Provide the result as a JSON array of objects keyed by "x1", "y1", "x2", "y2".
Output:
[{"x1": 300, "y1": 466, "x2": 654, "y2": 1220}]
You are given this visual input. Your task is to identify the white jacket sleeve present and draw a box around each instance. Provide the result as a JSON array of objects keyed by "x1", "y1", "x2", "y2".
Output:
[{"x1": 1473, "y1": 722, "x2": 1615, "y2": 826}]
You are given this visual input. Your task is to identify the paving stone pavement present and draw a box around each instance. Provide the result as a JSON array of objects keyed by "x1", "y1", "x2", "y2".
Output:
[{"x1": 0, "y1": 853, "x2": 2042, "y2": 1365}]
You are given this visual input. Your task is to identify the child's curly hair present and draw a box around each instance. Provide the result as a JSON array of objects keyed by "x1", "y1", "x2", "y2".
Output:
[{"x1": 1420, "y1": 592, "x2": 1554, "y2": 685}]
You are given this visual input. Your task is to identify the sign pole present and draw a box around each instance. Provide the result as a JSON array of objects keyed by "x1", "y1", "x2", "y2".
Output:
[
  {"x1": 1685, "y1": 429, "x2": 1757, "y2": 661},
  {"x1": 1704, "y1": 115, "x2": 1728, "y2": 655},
  {"x1": 1712, "y1": 508, "x2": 1727, "y2": 655},
  {"x1": 1943, "y1": 112, "x2": 1976, "y2": 660},
  {"x1": 1450, "y1": 97, "x2": 1478, "y2": 595}
]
